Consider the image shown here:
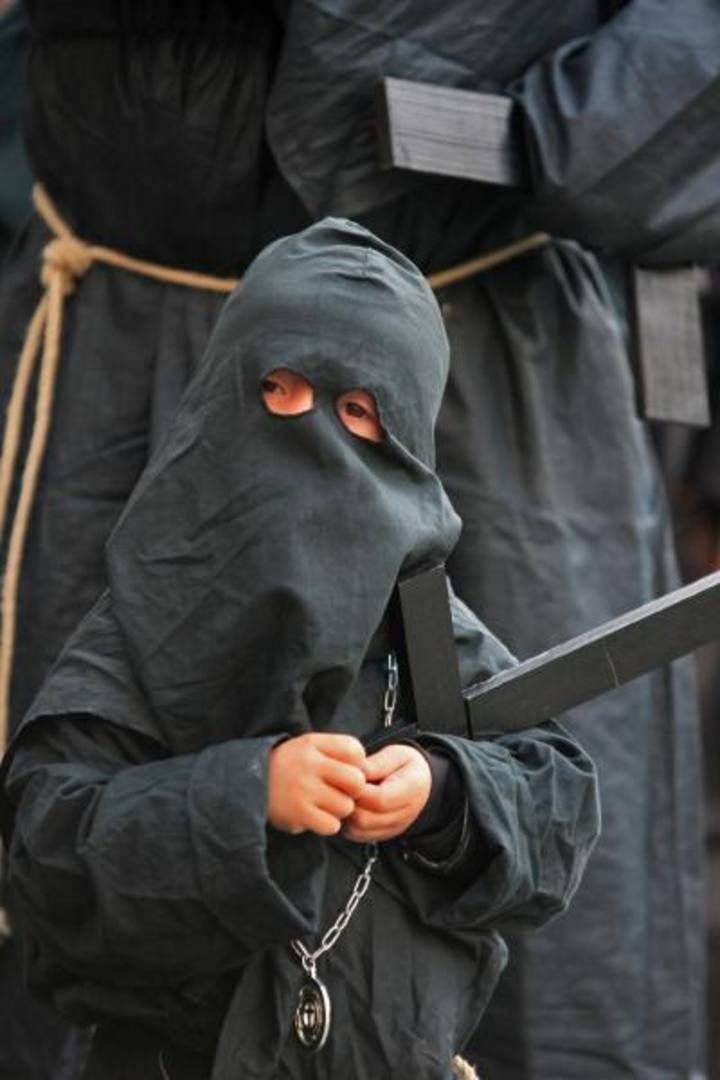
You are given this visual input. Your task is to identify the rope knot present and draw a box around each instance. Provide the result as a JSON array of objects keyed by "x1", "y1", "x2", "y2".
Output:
[
  {"x1": 0, "y1": 905, "x2": 11, "y2": 946},
  {"x1": 41, "y1": 236, "x2": 93, "y2": 295}
]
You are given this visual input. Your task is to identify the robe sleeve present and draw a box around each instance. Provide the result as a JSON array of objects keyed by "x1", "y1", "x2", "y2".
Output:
[
  {"x1": 512, "y1": 0, "x2": 720, "y2": 265},
  {"x1": 401, "y1": 723, "x2": 600, "y2": 931},
  {"x1": 384, "y1": 584, "x2": 600, "y2": 933},
  {"x1": 3, "y1": 716, "x2": 325, "y2": 989}
]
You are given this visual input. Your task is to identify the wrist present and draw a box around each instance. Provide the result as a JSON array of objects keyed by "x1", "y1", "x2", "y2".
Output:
[{"x1": 399, "y1": 743, "x2": 462, "y2": 839}]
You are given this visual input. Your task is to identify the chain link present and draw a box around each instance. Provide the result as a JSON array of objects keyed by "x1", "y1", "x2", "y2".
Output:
[{"x1": 383, "y1": 652, "x2": 398, "y2": 727}]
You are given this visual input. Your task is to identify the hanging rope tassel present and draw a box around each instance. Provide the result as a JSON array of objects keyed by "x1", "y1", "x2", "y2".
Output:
[
  {"x1": 0, "y1": 185, "x2": 239, "y2": 759},
  {"x1": 452, "y1": 1054, "x2": 481, "y2": 1079},
  {"x1": 0, "y1": 238, "x2": 83, "y2": 753},
  {"x1": 0, "y1": 297, "x2": 49, "y2": 541}
]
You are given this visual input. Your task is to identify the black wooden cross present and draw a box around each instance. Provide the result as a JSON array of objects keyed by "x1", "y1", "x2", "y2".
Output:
[{"x1": 392, "y1": 564, "x2": 720, "y2": 737}]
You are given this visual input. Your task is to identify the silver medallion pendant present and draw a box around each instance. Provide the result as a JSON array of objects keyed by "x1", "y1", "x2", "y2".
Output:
[{"x1": 294, "y1": 975, "x2": 332, "y2": 1052}]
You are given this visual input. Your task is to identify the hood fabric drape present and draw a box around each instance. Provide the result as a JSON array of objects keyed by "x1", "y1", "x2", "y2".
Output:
[{"x1": 103, "y1": 218, "x2": 460, "y2": 755}]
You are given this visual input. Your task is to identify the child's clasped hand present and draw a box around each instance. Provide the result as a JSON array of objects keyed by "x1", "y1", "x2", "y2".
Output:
[{"x1": 267, "y1": 732, "x2": 432, "y2": 842}]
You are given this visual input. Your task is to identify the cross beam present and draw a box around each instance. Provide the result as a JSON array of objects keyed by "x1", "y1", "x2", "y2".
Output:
[{"x1": 392, "y1": 567, "x2": 720, "y2": 737}]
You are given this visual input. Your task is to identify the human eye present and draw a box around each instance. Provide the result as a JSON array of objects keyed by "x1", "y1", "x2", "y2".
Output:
[
  {"x1": 343, "y1": 400, "x2": 369, "y2": 420},
  {"x1": 261, "y1": 368, "x2": 314, "y2": 416},
  {"x1": 336, "y1": 389, "x2": 383, "y2": 443}
]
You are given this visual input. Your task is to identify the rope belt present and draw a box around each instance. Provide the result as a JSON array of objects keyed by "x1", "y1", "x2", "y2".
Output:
[{"x1": 0, "y1": 181, "x2": 549, "y2": 755}]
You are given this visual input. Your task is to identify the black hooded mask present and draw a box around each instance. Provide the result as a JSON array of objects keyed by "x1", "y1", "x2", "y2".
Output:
[{"x1": 103, "y1": 218, "x2": 461, "y2": 754}]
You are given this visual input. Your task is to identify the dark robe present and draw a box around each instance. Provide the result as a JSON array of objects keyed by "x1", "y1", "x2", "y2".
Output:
[
  {"x1": 1, "y1": 220, "x2": 599, "y2": 1079},
  {"x1": 0, "y1": 1, "x2": 715, "y2": 1077}
]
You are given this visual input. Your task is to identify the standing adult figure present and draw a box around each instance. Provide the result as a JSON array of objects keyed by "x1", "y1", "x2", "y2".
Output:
[
  {"x1": 265, "y1": 3, "x2": 718, "y2": 1078},
  {"x1": 0, "y1": 2, "x2": 718, "y2": 1078}
]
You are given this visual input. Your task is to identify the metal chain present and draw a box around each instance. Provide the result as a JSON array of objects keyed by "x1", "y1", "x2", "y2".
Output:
[
  {"x1": 291, "y1": 843, "x2": 377, "y2": 977},
  {"x1": 290, "y1": 652, "x2": 398, "y2": 976},
  {"x1": 383, "y1": 651, "x2": 398, "y2": 727}
]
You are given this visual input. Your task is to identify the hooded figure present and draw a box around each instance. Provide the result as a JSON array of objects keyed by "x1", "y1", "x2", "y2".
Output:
[
  {"x1": 1, "y1": 220, "x2": 599, "y2": 1079},
  {"x1": 103, "y1": 216, "x2": 460, "y2": 753}
]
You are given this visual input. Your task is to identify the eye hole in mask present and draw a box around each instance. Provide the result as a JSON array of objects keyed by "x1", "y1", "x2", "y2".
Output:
[
  {"x1": 335, "y1": 389, "x2": 383, "y2": 443},
  {"x1": 260, "y1": 368, "x2": 314, "y2": 416},
  {"x1": 260, "y1": 368, "x2": 384, "y2": 443}
]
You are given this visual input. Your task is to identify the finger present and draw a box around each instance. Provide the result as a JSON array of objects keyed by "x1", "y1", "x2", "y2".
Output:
[
  {"x1": 344, "y1": 789, "x2": 428, "y2": 840},
  {"x1": 318, "y1": 758, "x2": 367, "y2": 798},
  {"x1": 343, "y1": 825, "x2": 404, "y2": 842},
  {"x1": 356, "y1": 777, "x2": 405, "y2": 812},
  {"x1": 363, "y1": 744, "x2": 413, "y2": 782},
  {"x1": 303, "y1": 806, "x2": 344, "y2": 836},
  {"x1": 309, "y1": 733, "x2": 367, "y2": 766},
  {"x1": 353, "y1": 780, "x2": 403, "y2": 814},
  {"x1": 344, "y1": 805, "x2": 410, "y2": 835},
  {"x1": 354, "y1": 765, "x2": 421, "y2": 813},
  {"x1": 314, "y1": 783, "x2": 357, "y2": 820},
  {"x1": 342, "y1": 812, "x2": 413, "y2": 843}
]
